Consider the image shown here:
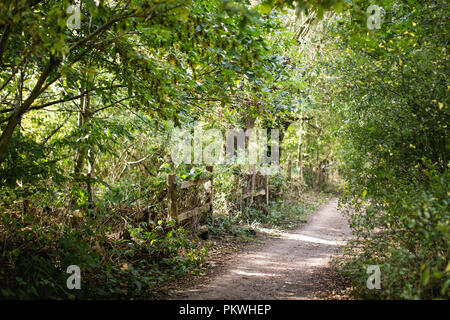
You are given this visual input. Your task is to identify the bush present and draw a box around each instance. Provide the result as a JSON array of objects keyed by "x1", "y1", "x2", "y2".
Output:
[
  {"x1": 0, "y1": 209, "x2": 207, "y2": 299},
  {"x1": 339, "y1": 168, "x2": 449, "y2": 299}
]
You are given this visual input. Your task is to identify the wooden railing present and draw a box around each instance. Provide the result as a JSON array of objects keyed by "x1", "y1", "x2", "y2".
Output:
[
  {"x1": 166, "y1": 164, "x2": 284, "y2": 223},
  {"x1": 241, "y1": 166, "x2": 269, "y2": 207},
  {"x1": 166, "y1": 166, "x2": 214, "y2": 222}
]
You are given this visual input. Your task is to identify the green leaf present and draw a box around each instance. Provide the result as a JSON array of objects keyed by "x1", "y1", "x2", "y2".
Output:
[
  {"x1": 441, "y1": 279, "x2": 450, "y2": 296},
  {"x1": 422, "y1": 269, "x2": 430, "y2": 286},
  {"x1": 257, "y1": 3, "x2": 273, "y2": 15}
]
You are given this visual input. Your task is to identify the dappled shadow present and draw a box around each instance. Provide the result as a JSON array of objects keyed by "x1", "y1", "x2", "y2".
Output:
[{"x1": 176, "y1": 199, "x2": 352, "y2": 300}]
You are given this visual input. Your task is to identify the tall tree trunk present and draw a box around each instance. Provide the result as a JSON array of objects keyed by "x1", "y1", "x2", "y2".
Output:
[
  {"x1": 296, "y1": 117, "x2": 304, "y2": 183},
  {"x1": 72, "y1": 87, "x2": 95, "y2": 209},
  {"x1": 74, "y1": 88, "x2": 89, "y2": 177},
  {"x1": 315, "y1": 146, "x2": 320, "y2": 190}
]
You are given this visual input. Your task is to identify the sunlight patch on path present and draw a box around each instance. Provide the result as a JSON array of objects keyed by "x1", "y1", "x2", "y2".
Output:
[{"x1": 281, "y1": 233, "x2": 346, "y2": 246}]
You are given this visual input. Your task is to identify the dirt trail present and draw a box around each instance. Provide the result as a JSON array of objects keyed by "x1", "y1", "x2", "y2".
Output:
[{"x1": 176, "y1": 198, "x2": 351, "y2": 300}]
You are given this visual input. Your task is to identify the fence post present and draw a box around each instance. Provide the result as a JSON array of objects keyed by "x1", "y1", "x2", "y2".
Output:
[
  {"x1": 167, "y1": 174, "x2": 178, "y2": 220},
  {"x1": 206, "y1": 166, "x2": 214, "y2": 213},
  {"x1": 250, "y1": 164, "x2": 256, "y2": 206},
  {"x1": 287, "y1": 160, "x2": 292, "y2": 181}
]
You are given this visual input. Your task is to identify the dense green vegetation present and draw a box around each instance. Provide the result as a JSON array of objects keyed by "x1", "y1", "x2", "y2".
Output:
[
  {"x1": 318, "y1": 0, "x2": 449, "y2": 299},
  {"x1": 0, "y1": 0, "x2": 448, "y2": 299}
]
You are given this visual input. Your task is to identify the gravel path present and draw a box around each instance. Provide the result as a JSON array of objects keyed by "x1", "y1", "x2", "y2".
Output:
[{"x1": 176, "y1": 198, "x2": 351, "y2": 300}]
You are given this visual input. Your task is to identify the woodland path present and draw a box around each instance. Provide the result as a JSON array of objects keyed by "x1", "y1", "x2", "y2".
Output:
[{"x1": 175, "y1": 198, "x2": 351, "y2": 299}]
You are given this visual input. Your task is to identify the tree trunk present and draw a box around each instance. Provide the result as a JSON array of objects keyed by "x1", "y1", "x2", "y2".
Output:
[
  {"x1": 74, "y1": 89, "x2": 89, "y2": 177},
  {"x1": 315, "y1": 147, "x2": 320, "y2": 189},
  {"x1": 296, "y1": 117, "x2": 304, "y2": 183}
]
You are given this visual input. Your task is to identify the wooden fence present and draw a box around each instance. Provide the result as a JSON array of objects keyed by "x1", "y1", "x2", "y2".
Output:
[
  {"x1": 166, "y1": 166, "x2": 214, "y2": 222},
  {"x1": 241, "y1": 166, "x2": 269, "y2": 209},
  {"x1": 166, "y1": 165, "x2": 276, "y2": 223}
]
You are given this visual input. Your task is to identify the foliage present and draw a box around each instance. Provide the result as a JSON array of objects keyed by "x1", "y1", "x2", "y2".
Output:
[
  {"x1": 317, "y1": 0, "x2": 449, "y2": 299},
  {"x1": 1, "y1": 0, "x2": 445, "y2": 300},
  {"x1": 0, "y1": 0, "x2": 342, "y2": 299},
  {"x1": 0, "y1": 210, "x2": 206, "y2": 299}
]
